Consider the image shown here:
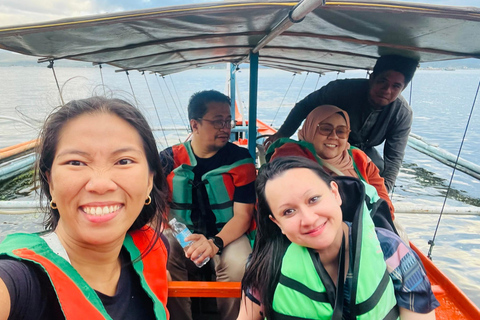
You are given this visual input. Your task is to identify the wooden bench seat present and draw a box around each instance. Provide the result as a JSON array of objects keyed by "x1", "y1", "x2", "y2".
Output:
[{"x1": 168, "y1": 281, "x2": 241, "y2": 298}]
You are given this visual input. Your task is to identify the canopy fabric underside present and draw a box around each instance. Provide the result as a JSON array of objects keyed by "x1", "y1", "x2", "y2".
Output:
[{"x1": 0, "y1": 0, "x2": 479, "y2": 75}]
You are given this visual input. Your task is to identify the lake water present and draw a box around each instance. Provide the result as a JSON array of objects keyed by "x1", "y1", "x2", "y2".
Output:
[{"x1": 1, "y1": 65, "x2": 480, "y2": 306}]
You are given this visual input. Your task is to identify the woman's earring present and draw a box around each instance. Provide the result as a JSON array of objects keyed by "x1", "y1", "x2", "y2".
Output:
[
  {"x1": 145, "y1": 196, "x2": 152, "y2": 206},
  {"x1": 50, "y1": 200, "x2": 58, "y2": 210}
]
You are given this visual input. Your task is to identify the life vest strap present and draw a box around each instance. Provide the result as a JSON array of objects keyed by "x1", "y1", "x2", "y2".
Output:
[
  {"x1": 354, "y1": 268, "x2": 391, "y2": 315},
  {"x1": 210, "y1": 200, "x2": 234, "y2": 210},
  {"x1": 278, "y1": 274, "x2": 329, "y2": 302},
  {"x1": 383, "y1": 305, "x2": 400, "y2": 320},
  {"x1": 169, "y1": 202, "x2": 193, "y2": 210}
]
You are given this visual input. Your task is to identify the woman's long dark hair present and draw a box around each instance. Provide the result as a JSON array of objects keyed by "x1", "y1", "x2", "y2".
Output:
[
  {"x1": 35, "y1": 96, "x2": 169, "y2": 258},
  {"x1": 242, "y1": 156, "x2": 334, "y2": 319}
]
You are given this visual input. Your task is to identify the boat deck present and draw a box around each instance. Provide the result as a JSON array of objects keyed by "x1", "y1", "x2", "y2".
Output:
[{"x1": 166, "y1": 243, "x2": 480, "y2": 320}]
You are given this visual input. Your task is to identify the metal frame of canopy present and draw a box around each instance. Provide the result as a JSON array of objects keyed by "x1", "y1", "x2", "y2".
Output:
[{"x1": 1, "y1": 0, "x2": 480, "y2": 71}]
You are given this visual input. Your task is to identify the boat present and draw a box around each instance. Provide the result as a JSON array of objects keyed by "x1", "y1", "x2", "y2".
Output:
[
  {"x1": 0, "y1": 139, "x2": 37, "y2": 183},
  {"x1": 0, "y1": 0, "x2": 480, "y2": 318},
  {"x1": 407, "y1": 133, "x2": 480, "y2": 180}
]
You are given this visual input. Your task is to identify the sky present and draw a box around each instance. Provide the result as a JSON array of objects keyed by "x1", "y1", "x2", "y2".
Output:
[{"x1": 0, "y1": 0, "x2": 479, "y2": 28}]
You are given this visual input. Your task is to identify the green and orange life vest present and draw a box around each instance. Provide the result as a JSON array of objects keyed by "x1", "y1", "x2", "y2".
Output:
[
  {"x1": 271, "y1": 178, "x2": 399, "y2": 320},
  {"x1": 0, "y1": 227, "x2": 168, "y2": 320},
  {"x1": 166, "y1": 141, "x2": 256, "y2": 233},
  {"x1": 266, "y1": 138, "x2": 370, "y2": 183}
]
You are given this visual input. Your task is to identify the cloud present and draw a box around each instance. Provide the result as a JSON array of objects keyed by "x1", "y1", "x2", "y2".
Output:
[
  {"x1": 0, "y1": 0, "x2": 96, "y2": 26},
  {"x1": 0, "y1": 0, "x2": 219, "y2": 27}
]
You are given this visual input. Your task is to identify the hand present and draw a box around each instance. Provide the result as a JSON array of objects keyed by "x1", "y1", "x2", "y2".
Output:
[
  {"x1": 263, "y1": 132, "x2": 284, "y2": 150},
  {"x1": 184, "y1": 233, "x2": 217, "y2": 263}
]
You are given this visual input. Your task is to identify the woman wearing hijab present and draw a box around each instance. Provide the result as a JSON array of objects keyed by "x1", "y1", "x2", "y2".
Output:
[{"x1": 267, "y1": 104, "x2": 395, "y2": 218}]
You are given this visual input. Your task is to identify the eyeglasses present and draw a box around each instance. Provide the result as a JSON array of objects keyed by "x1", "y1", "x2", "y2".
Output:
[
  {"x1": 316, "y1": 124, "x2": 350, "y2": 139},
  {"x1": 199, "y1": 118, "x2": 232, "y2": 129}
]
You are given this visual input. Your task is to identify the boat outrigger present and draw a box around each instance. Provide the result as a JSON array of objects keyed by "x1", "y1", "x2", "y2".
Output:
[
  {"x1": 1, "y1": 0, "x2": 480, "y2": 318},
  {"x1": 0, "y1": 139, "x2": 37, "y2": 183}
]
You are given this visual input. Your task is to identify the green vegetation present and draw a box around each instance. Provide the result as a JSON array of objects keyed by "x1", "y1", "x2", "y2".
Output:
[
  {"x1": 401, "y1": 163, "x2": 480, "y2": 207},
  {"x1": 0, "y1": 170, "x2": 35, "y2": 200}
]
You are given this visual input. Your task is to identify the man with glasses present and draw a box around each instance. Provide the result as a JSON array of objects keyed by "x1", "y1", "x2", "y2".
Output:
[
  {"x1": 265, "y1": 54, "x2": 419, "y2": 192},
  {"x1": 160, "y1": 90, "x2": 256, "y2": 320}
]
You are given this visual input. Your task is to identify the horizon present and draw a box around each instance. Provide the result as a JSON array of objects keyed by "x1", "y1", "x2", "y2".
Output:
[{"x1": 1, "y1": 49, "x2": 479, "y2": 70}]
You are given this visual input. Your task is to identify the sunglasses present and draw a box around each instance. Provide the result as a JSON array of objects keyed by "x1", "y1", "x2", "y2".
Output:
[{"x1": 316, "y1": 124, "x2": 350, "y2": 139}]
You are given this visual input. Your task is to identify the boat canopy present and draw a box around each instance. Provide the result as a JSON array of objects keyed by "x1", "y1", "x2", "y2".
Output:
[{"x1": 0, "y1": 0, "x2": 479, "y2": 75}]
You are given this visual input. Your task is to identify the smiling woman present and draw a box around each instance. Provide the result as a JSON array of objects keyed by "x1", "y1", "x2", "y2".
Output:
[
  {"x1": 238, "y1": 156, "x2": 438, "y2": 320},
  {"x1": 0, "y1": 97, "x2": 170, "y2": 320},
  {"x1": 267, "y1": 104, "x2": 396, "y2": 218}
]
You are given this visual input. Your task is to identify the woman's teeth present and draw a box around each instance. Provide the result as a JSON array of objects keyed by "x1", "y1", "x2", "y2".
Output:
[{"x1": 82, "y1": 205, "x2": 120, "y2": 216}]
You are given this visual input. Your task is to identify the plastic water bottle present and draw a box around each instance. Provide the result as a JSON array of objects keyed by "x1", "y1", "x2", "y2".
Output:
[{"x1": 169, "y1": 218, "x2": 210, "y2": 268}]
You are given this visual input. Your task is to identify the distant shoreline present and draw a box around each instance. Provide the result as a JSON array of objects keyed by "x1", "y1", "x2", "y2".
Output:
[
  {"x1": 0, "y1": 63, "x2": 479, "y2": 71},
  {"x1": 1, "y1": 49, "x2": 480, "y2": 70}
]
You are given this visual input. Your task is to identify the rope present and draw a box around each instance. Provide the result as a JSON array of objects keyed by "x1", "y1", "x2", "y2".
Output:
[
  {"x1": 295, "y1": 72, "x2": 309, "y2": 103},
  {"x1": 314, "y1": 73, "x2": 321, "y2": 91},
  {"x1": 162, "y1": 76, "x2": 188, "y2": 130},
  {"x1": 155, "y1": 74, "x2": 189, "y2": 137},
  {"x1": 125, "y1": 71, "x2": 139, "y2": 107},
  {"x1": 408, "y1": 78, "x2": 413, "y2": 105},
  {"x1": 142, "y1": 72, "x2": 170, "y2": 147},
  {"x1": 427, "y1": 78, "x2": 480, "y2": 260},
  {"x1": 98, "y1": 64, "x2": 106, "y2": 96},
  {"x1": 270, "y1": 73, "x2": 296, "y2": 126},
  {"x1": 155, "y1": 73, "x2": 182, "y2": 143},
  {"x1": 169, "y1": 76, "x2": 189, "y2": 128},
  {"x1": 47, "y1": 60, "x2": 65, "y2": 105}
]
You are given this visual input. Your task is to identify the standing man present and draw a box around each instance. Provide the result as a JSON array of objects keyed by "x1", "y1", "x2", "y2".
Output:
[
  {"x1": 160, "y1": 90, "x2": 256, "y2": 320},
  {"x1": 265, "y1": 54, "x2": 419, "y2": 192}
]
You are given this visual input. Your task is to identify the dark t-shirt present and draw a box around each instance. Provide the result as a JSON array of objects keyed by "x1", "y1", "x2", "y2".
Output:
[
  {"x1": 0, "y1": 248, "x2": 155, "y2": 320},
  {"x1": 161, "y1": 142, "x2": 256, "y2": 237}
]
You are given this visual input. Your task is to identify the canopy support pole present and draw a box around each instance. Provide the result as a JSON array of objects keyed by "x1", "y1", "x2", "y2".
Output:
[
  {"x1": 237, "y1": 0, "x2": 325, "y2": 66},
  {"x1": 248, "y1": 52, "x2": 259, "y2": 159},
  {"x1": 230, "y1": 63, "x2": 237, "y2": 141},
  {"x1": 47, "y1": 60, "x2": 65, "y2": 105},
  {"x1": 230, "y1": 63, "x2": 236, "y2": 117},
  {"x1": 252, "y1": 0, "x2": 325, "y2": 54}
]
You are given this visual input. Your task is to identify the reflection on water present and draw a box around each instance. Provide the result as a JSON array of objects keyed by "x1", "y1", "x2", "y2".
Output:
[
  {"x1": 396, "y1": 213, "x2": 480, "y2": 307},
  {"x1": 0, "y1": 212, "x2": 44, "y2": 240}
]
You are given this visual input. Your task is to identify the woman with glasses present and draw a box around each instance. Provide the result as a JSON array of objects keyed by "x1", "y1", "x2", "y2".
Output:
[{"x1": 266, "y1": 104, "x2": 395, "y2": 218}]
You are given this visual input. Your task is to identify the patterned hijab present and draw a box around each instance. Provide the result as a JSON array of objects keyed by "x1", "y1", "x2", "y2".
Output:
[{"x1": 298, "y1": 105, "x2": 358, "y2": 178}]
